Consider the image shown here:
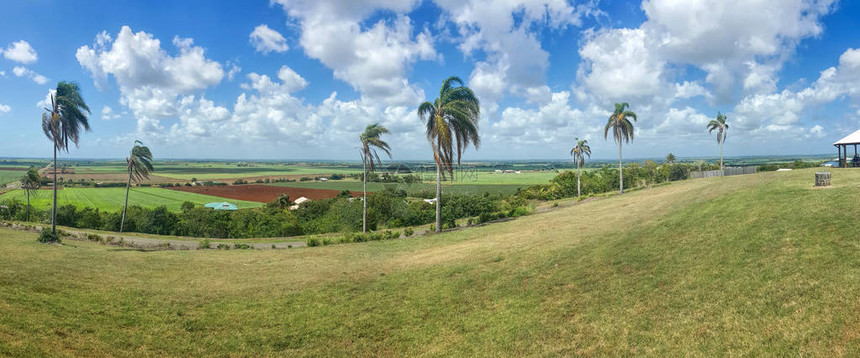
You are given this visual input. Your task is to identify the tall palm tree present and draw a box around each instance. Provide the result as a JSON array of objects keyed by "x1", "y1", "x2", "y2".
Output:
[
  {"x1": 665, "y1": 153, "x2": 676, "y2": 164},
  {"x1": 570, "y1": 137, "x2": 591, "y2": 197},
  {"x1": 20, "y1": 167, "x2": 41, "y2": 222},
  {"x1": 418, "y1": 76, "x2": 480, "y2": 232},
  {"x1": 604, "y1": 102, "x2": 637, "y2": 194},
  {"x1": 41, "y1": 81, "x2": 91, "y2": 233},
  {"x1": 359, "y1": 123, "x2": 391, "y2": 233},
  {"x1": 707, "y1": 112, "x2": 729, "y2": 170},
  {"x1": 120, "y1": 140, "x2": 154, "y2": 233}
]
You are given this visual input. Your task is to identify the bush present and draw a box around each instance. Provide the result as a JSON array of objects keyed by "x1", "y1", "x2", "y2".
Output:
[
  {"x1": 199, "y1": 239, "x2": 211, "y2": 249},
  {"x1": 37, "y1": 228, "x2": 61, "y2": 243},
  {"x1": 216, "y1": 243, "x2": 231, "y2": 250},
  {"x1": 87, "y1": 233, "x2": 103, "y2": 242},
  {"x1": 232, "y1": 243, "x2": 251, "y2": 249},
  {"x1": 403, "y1": 228, "x2": 414, "y2": 237},
  {"x1": 307, "y1": 237, "x2": 321, "y2": 247}
]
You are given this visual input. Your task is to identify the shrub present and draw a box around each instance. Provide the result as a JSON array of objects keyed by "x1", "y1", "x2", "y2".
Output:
[
  {"x1": 37, "y1": 229, "x2": 61, "y2": 243},
  {"x1": 199, "y1": 239, "x2": 211, "y2": 249},
  {"x1": 307, "y1": 237, "x2": 321, "y2": 247},
  {"x1": 87, "y1": 233, "x2": 103, "y2": 242},
  {"x1": 216, "y1": 243, "x2": 231, "y2": 250},
  {"x1": 403, "y1": 228, "x2": 414, "y2": 237},
  {"x1": 232, "y1": 243, "x2": 251, "y2": 250}
]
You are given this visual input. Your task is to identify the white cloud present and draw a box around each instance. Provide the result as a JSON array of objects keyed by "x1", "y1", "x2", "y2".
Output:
[
  {"x1": 249, "y1": 24, "x2": 289, "y2": 54},
  {"x1": 579, "y1": 28, "x2": 666, "y2": 101},
  {"x1": 277, "y1": 65, "x2": 308, "y2": 92},
  {"x1": 36, "y1": 89, "x2": 56, "y2": 109},
  {"x1": 2, "y1": 40, "x2": 38, "y2": 64},
  {"x1": 76, "y1": 26, "x2": 225, "y2": 133},
  {"x1": 11, "y1": 66, "x2": 48, "y2": 84},
  {"x1": 436, "y1": 0, "x2": 596, "y2": 114},
  {"x1": 0, "y1": 103, "x2": 10, "y2": 113},
  {"x1": 101, "y1": 106, "x2": 120, "y2": 120},
  {"x1": 273, "y1": 0, "x2": 436, "y2": 106}
]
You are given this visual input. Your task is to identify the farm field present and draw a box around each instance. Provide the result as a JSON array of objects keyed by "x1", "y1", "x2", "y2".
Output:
[
  {"x1": 168, "y1": 184, "x2": 361, "y2": 202},
  {"x1": 269, "y1": 180, "x2": 528, "y2": 196},
  {"x1": 0, "y1": 187, "x2": 262, "y2": 212},
  {"x1": 0, "y1": 168, "x2": 26, "y2": 187},
  {"x1": 2, "y1": 168, "x2": 859, "y2": 355}
]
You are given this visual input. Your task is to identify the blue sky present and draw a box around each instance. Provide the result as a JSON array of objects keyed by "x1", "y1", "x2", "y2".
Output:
[{"x1": 0, "y1": 0, "x2": 858, "y2": 161}]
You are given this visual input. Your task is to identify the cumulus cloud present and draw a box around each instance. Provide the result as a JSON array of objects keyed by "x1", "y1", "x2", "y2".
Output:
[
  {"x1": 11, "y1": 66, "x2": 48, "y2": 84},
  {"x1": 0, "y1": 103, "x2": 10, "y2": 113},
  {"x1": 101, "y1": 106, "x2": 120, "y2": 120},
  {"x1": 76, "y1": 26, "x2": 225, "y2": 133},
  {"x1": 272, "y1": 0, "x2": 436, "y2": 106},
  {"x1": 436, "y1": 0, "x2": 596, "y2": 114},
  {"x1": 2, "y1": 40, "x2": 38, "y2": 64},
  {"x1": 249, "y1": 24, "x2": 289, "y2": 54}
]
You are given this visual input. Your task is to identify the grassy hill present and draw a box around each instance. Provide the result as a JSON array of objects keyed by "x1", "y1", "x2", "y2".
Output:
[
  {"x1": 0, "y1": 187, "x2": 263, "y2": 212},
  {"x1": 1, "y1": 168, "x2": 859, "y2": 356}
]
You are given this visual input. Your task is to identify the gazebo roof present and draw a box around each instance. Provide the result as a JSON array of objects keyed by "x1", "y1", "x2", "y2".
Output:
[{"x1": 834, "y1": 129, "x2": 860, "y2": 146}]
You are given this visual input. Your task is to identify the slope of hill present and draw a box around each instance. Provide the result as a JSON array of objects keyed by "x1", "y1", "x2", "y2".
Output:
[{"x1": 1, "y1": 168, "x2": 858, "y2": 356}]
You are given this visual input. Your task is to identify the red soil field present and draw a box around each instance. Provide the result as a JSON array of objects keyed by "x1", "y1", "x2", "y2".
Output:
[{"x1": 168, "y1": 184, "x2": 360, "y2": 203}]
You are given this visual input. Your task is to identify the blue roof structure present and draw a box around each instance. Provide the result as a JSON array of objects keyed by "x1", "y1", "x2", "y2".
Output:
[{"x1": 204, "y1": 202, "x2": 238, "y2": 211}]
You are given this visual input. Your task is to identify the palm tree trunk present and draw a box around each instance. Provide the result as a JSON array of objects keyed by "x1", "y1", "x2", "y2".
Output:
[
  {"x1": 618, "y1": 140, "x2": 624, "y2": 194},
  {"x1": 577, "y1": 164, "x2": 582, "y2": 197},
  {"x1": 435, "y1": 154, "x2": 442, "y2": 233},
  {"x1": 362, "y1": 155, "x2": 367, "y2": 234},
  {"x1": 720, "y1": 140, "x2": 724, "y2": 171},
  {"x1": 26, "y1": 190, "x2": 30, "y2": 222},
  {"x1": 51, "y1": 143, "x2": 57, "y2": 233},
  {"x1": 120, "y1": 168, "x2": 131, "y2": 233}
]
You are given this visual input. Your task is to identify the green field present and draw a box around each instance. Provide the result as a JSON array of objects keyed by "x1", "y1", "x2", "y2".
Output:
[
  {"x1": 0, "y1": 187, "x2": 262, "y2": 212},
  {"x1": 1, "y1": 168, "x2": 859, "y2": 355},
  {"x1": 0, "y1": 169, "x2": 23, "y2": 187}
]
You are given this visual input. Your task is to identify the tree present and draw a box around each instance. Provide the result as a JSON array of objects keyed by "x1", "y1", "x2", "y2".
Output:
[
  {"x1": 570, "y1": 138, "x2": 591, "y2": 197},
  {"x1": 20, "y1": 167, "x2": 41, "y2": 222},
  {"x1": 120, "y1": 140, "x2": 154, "y2": 233},
  {"x1": 359, "y1": 123, "x2": 391, "y2": 233},
  {"x1": 707, "y1": 112, "x2": 729, "y2": 170},
  {"x1": 418, "y1": 76, "x2": 480, "y2": 232},
  {"x1": 665, "y1": 152, "x2": 676, "y2": 164},
  {"x1": 604, "y1": 102, "x2": 637, "y2": 193},
  {"x1": 41, "y1": 81, "x2": 91, "y2": 234}
]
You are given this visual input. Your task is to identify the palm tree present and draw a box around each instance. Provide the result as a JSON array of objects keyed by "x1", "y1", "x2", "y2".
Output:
[
  {"x1": 570, "y1": 138, "x2": 591, "y2": 197},
  {"x1": 359, "y1": 123, "x2": 391, "y2": 233},
  {"x1": 707, "y1": 112, "x2": 729, "y2": 170},
  {"x1": 41, "y1": 81, "x2": 91, "y2": 233},
  {"x1": 665, "y1": 153, "x2": 676, "y2": 164},
  {"x1": 20, "y1": 167, "x2": 41, "y2": 222},
  {"x1": 604, "y1": 102, "x2": 637, "y2": 193},
  {"x1": 418, "y1": 76, "x2": 480, "y2": 232},
  {"x1": 120, "y1": 140, "x2": 154, "y2": 233}
]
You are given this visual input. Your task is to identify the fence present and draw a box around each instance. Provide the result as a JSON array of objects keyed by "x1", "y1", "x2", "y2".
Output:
[{"x1": 690, "y1": 166, "x2": 757, "y2": 179}]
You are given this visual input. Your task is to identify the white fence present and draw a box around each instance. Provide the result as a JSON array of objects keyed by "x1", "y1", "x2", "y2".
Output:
[{"x1": 690, "y1": 166, "x2": 757, "y2": 179}]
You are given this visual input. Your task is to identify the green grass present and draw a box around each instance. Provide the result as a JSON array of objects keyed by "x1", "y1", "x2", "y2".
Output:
[
  {"x1": 0, "y1": 187, "x2": 262, "y2": 212},
  {"x1": 1, "y1": 168, "x2": 860, "y2": 355}
]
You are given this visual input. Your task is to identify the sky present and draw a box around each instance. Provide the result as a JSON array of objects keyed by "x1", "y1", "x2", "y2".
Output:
[{"x1": 0, "y1": 0, "x2": 858, "y2": 161}]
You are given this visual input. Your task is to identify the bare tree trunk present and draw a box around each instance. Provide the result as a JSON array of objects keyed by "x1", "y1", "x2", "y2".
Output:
[
  {"x1": 26, "y1": 190, "x2": 30, "y2": 222},
  {"x1": 362, "y1": 154, "x2": 367, "y2": 233},
  {"x1": 435, "y1": 158, "x2": 442, "y2": 233},
  {"x1": 120, "y1": 167, "x2": 131, "y2": 233},
  {"x1": 51, "y1": 143, "x2": 57, "y2": 233},
  {"x1": 618, "y1": 140, "x2": 624, "y2": 194}
]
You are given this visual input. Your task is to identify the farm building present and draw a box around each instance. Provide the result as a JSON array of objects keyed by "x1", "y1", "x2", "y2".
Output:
[
  {"x1": 834, "y1": 129, "x2": 860, "y2": 167},
  {"x1": 205, "y1": 202, "x2": 238, "y2": 210},
  {"x1": 290, "y1": 196, "x2": 310, "y2": 210}
]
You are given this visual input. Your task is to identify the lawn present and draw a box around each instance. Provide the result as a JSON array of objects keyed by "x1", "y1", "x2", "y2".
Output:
[
  {"x1": 0, "y1": 187, "x2": 262, "y2": 212},
  {"x1": 1, "y1": 168, "x2": 859, "y2": 355}
]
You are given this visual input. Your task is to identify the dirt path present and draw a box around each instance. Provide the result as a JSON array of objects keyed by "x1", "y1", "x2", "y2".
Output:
[{"x1": 2, "y1": 222, "x2": 306, "y2": 250}]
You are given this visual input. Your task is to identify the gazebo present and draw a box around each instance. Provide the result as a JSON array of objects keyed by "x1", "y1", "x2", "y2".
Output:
[{"x1": 834, "y1": 129, "x2": 860, "y2": 168}]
